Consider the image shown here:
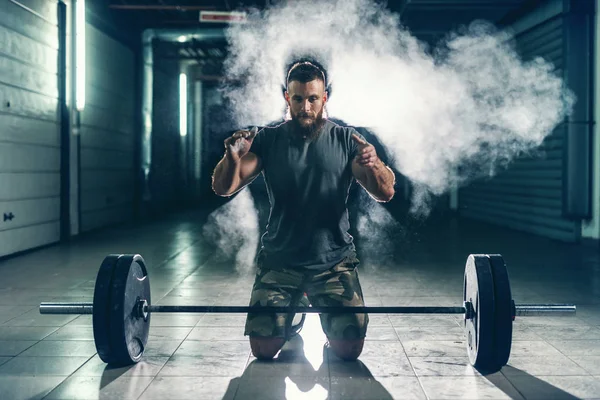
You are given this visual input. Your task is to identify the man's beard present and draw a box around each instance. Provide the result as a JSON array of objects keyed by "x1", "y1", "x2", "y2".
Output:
[{"x1": 290, "y1": 109, "x2": 326, "y2": 141}]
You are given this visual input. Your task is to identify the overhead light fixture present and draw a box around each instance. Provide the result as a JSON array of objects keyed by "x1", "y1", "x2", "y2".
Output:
[
  {"x1": 179, "y1": 73, "x2": 187, "y2": 137},
  {"x1": 75, "y1": 0, "x2": 86, "y2": 111},
  {"x1": 177, "y1": 35, "x2": 186, "y2": 43}
]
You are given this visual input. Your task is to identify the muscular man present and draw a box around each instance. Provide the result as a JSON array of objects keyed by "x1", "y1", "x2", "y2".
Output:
[{"x1": 212, "y1": 61, "x2": 395, "y2": 361}]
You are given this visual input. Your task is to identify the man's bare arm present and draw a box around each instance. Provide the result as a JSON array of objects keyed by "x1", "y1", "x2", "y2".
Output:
[
  {"x1": 350, "y1": 133, "x2": 395, "y2": 202},
  {"x1": 352, "y1": 160, "x2": 395, "y2": 202},
  {"x1": 212, "y1": 129, "x2": 262, "y2": 196},
  {"x1": 212, "y1": 152, "x2": 262, "y2": 196}
]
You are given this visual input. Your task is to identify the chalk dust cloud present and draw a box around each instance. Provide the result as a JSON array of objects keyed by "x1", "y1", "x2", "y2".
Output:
[{"x1": 204, "y1": 0, "x2": 574, "y2": 271}]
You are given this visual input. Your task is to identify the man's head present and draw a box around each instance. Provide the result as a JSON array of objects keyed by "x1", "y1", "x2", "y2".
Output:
[{"x1": 285, "y1": 62, "x2": 328, "y2": 139}]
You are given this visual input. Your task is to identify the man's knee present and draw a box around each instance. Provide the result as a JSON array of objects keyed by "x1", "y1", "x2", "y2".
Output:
[
  {"x1": 249, "y1": 337, "x2": 286, "y2": 360},
  {"x1": 328, "y1": 338, "x2": 365, "y2": 361}
]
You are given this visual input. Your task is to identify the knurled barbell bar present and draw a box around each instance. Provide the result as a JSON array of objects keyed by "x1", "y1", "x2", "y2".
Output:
[
  {"x1": 39, "y1": 253, "x2": 576, "y2": 372},
  {"x1": 38, "y1": 302, "x2": 575, "y2": 318}
]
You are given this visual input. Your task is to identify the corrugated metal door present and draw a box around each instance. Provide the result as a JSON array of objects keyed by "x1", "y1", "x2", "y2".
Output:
[
  {"x1": 459, "y1": 15, "x2": 579, "y2": 242},
  {"x1": 0, "y1": 1, "x2": 62, "y2": 256},
  {"x1": 80, "y1": 25, "x2": 136, "y2": 232}
]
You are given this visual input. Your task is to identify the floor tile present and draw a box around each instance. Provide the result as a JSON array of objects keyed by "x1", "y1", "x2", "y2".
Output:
[
  {"x1": 366, "y1": 315, "x2": 392, "y2": 326},
  {"x1": 0, "y1": 376, "x2": 67, "y2": 400},
  {"x1": 519, "y1": 316, "x2": 591, "y2": 327},
  {"x1": 139, "y1": 376, "x2": 238, "y2": 400},
  {"x1": 66, "y1": 315, "x2": 93, "y2": 326},
  {"x1": 19, "y1": 340, "x2": 97, "y2": 357},
  {"x1": 244, "y1": 356, "x2": 328, "y2": 377},
  {"x1": 512, "y1": 326, "x2": 542, "y2": 341},
  {"x1": 530, "y1": 325, "x2": 600, "y2": 340},
  {"x1": 507, "y1": 375, "x2": 600, "y2": 399},
  {"x1": 503, "y1": 355, "x2": 590, "y2": 376},
  {"x1": 364, "y1": 326, "x2": 399, "y2": 341},
  {"x1": 394, "y1": 326, "x2": 465, "y2": 341},
  {"x1": 235, "y1": 376, "x2": 329, "y2": 400},
  {"x1": 330, "y1": 376, "x2": 426, "y2": 400},
  {"x1": 173, "y1": 340, "x2": 249, "y2": 357},
  {"x1": 410, "y1": 356, "x2": 481, "y2": 376},
  {"x1": 0, "y1": 340, "x2": 37, "y2": 356},
  {"x1": 548, "y1": 340, "x2": 600, "y2": 356},
  {"x1": 0, "y1": 355, "x2": 90, "y2": 375},
  {"x1": 402, "y1": 340, "x2": 466, "y2": 357},
  {"x1": 158, "y1": 355, "x2": 248, "y2": 377},
  {"x1": 196, "y1": 314, "x2": 248, "y2": 327},
  {"x1": 148, "y1": 313, "x2": 204, "y2": 327},
  {"x1": 569, "y1": 356, "x2": 600, "y2": 375},
  {"x1": 0, "y1": 326, "x2": 58, "y2": 340},
  {"x1": 419, "y1": 375, "x2": 525, "y2": 399},
  {"x1": 187, "y1": 326, "x2": 247, "y2": 341},
  {"x1": 143, "y1": 340, "x2": 183, "y2": 357},
  {"x1": 510, "y1": 340, "x2": 565, "y2": 357},
  {"x1": 330, "y1": 355, "x2": 415, "y2": 377},
  {"x1": 74, "y1": 355, "x2": 169, "y2": 377},
  {"x1": 381, "y1": 296, "x2": 462, "y2": 307},
  {"x1": 359, "y1": 341, "x2": 407, "y2": 358},
  {"x1": 389, "y1": 315, "x2": 462, "y2": 328},
  {"x1": 0, "y1": 306, "x2": 35, "y2": 323},
  {"x1": 45, "y1": 375, "x2": 154, "y2": 400},
  {"x1": 43, "y1": 325, "x2": 94, "y2": 341},
  {"x1": 148, "y1": 327, "x2": 193, "y2": 340}
]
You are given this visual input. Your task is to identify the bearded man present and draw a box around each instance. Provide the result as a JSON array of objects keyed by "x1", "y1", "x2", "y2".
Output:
[{"x1": 212, "y1": 61, "x2": 396, "y2": 361}]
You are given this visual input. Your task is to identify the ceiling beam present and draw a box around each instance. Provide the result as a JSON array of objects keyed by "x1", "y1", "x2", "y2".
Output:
[{"x1": 109, "y1": 5, "x2": 217, "y2": 10}]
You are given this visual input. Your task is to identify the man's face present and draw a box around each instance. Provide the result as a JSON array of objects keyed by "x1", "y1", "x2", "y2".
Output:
[{"x1": 285, "y1": 79, "x2": 327, "y2": 136}]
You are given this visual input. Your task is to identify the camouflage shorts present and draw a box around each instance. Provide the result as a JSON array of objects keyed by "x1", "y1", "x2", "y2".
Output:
[{"x1": 244, "y1": 256, "x2": 369, "y2": 340}]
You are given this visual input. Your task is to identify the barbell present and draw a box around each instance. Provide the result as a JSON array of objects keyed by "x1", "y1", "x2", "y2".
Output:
[{"x1": 39, "y1": 253, "x2": 575, "y2": 372}]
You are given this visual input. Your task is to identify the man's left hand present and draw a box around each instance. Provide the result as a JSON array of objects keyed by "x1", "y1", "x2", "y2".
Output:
[{"x1": 352, "y1": 134, "x2": 379, "y2": 168}]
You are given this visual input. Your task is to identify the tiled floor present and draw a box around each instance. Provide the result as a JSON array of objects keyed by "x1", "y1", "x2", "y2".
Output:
[{"x1": 0, "y1": 204, "x2": 599, "y2": 399}]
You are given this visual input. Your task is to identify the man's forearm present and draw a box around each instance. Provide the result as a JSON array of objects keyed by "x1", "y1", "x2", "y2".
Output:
[
  {"x1": 358, "y1": 160, "x2": 395, "y2": 202},
  {"x1": 212, "y1": 155, "x2": 241, "y2": 196}
]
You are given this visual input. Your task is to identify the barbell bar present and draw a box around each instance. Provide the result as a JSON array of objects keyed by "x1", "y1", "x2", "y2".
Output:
[
  {"x1": 39, "y1": 302, "x2": 576, "y2": 317},
  {"x1": 38, "y1": 253, "x2": 577, "y2": 372}
]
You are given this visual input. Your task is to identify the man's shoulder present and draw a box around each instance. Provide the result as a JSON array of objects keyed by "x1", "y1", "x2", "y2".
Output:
[
  {"x1": 252, "y1": 121, "x2": 288, "y2": 151},
  {"x1": 324, "y1": 119, "x2": 360, "y2": 138},
  {"x1": 325, "y1": 119, "x2": 357, "y2": 135},
  {"x1": 261, "y1": 120, "x2": 289, "y2": 135}
]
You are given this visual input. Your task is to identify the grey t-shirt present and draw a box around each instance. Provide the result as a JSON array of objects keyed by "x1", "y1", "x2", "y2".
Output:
[{"x1": 249, "y1": 119, "x2": 363, "y2": 271}]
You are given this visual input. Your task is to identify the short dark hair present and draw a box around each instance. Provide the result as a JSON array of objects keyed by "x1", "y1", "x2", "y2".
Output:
[{"x1": 286, "y1": 61, "x2": 326, "y2": 89}]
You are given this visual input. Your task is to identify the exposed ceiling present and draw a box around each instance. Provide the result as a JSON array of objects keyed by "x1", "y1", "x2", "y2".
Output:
[
  {"x1": 102, "y1": 0, "x2": 539, "y2": 70},
  {"x1": 105, "y1": 0, "x2": 537, "y2": 31}
]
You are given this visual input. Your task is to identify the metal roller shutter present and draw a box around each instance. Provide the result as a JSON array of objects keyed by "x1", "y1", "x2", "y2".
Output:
[
  {"x1": 459, "y1": 15, "x2": 579, "y2": 242},
  {"x1": 80, "y1": 25, "x2": 136, "y2": 232},
  {"x1": 0, "y1": 1, "x2": 62, "y2": 257}
]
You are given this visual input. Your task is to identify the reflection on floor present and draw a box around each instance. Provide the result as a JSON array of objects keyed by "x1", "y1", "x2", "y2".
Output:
[{"x1": 0, "y1": 208, "x2": 599, "y2": 399}]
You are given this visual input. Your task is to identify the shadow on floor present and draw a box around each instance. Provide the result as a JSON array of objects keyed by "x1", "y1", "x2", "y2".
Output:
[
  {"x1": 221, "y1": 336, "x2": 394, "y2": 400},
  {"x1": 490, "y1": 365, "x2": 582, "y2": 400}
]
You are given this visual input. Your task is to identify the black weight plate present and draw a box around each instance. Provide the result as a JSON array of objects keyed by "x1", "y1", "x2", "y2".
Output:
[
  {"x1": 93, "y1": 255, "x2": 121, "y2": 364},
  {"x1": 463, "y1": 254, "x2": 496, "y2": 372},
  {"x1": 109, "y1": 254, "x2": 151, "y2": 365},
  {"x1": 488, "y1": 254, "x2": 513, "y2": 369}
]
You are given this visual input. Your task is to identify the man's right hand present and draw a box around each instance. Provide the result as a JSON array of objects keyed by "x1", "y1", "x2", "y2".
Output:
[{"x1": 225, "y1": 127, "x2": 258, "y2": 163}]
